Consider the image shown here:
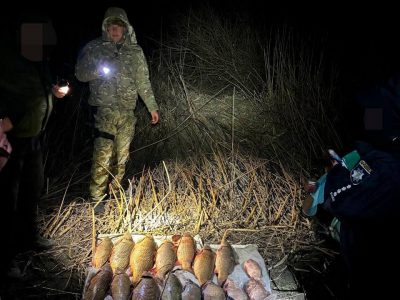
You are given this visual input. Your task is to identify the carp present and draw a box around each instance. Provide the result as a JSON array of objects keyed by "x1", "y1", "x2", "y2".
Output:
[
  {"x1": 131, "y1": 272, "x2": 161, "y2": 300},
  {"x1": 130, "y1": 234, "x2": 157, "y2": 285},
  {"x1": 159, "y1": 272, "x2": 183, "y2": 300},
  {"x1": 181, "y1": 279, "x2": 201, "y2": 300},
  {"x1": 193, "y1": 245, "x2": 215, "y2": 286},
  {"x1": 176, "y1": 233, "x2": 196, "y2": 271},
  {"x1": 92, "y1": 236, "x2": 113, "y2": 268},
  {"x1": 111, "y1": 271, "x2": 131, "y2": 300},
  {"x1": 244, "y1": 278, "x2": 270, "y2": 300},
  {"x1": 83, "y1": 263, "x2": 113, "y2": 300},
  {"x1": 243, "y1": 259, "x2": 262, "y2": 280},
  {"x1": 155, "y1": 240, "x2": 176, "y2": 279},
  {"x1": 224, "y1": 278, "x2": 248, "y2": 300},
  {"x1": 173, "y1": 268, "x2": 201, "y2": 300},
  {"x1": 214, "y1": 238, "x2": 236, "y2": 285},
  {"x1": 110, "y1": 232, "x2": 135, "y2": 273},
  {"x1": 202, "y1": 280, "x2": 225, "y2": 300}
]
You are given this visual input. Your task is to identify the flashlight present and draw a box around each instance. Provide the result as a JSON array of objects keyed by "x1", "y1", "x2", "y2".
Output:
[
  {"x1": 58, "y1": 80, "x2": 69, "y2": 94},
  {"x1": 102, "y1": 66, "x2": 110, "y2": 75},
  {"x1": 57, "y1": 79, "x2": 69, "y2": 94}
]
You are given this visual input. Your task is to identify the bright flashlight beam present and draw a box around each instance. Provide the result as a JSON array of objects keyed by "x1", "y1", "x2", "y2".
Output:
[
  {"x1": 102, "y1": 67, "x2": 110, "y2": 74},
  {"x1": 59, "y1": 86, "x2": 69, "y2": 94}
]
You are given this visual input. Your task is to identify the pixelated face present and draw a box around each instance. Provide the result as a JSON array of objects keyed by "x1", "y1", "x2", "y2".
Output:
[
  {"x1": 107, "y1": 24, "x2": 125, "y2": 43},
  {"x1": 20, "y1": 21, "x2": 57, "y2": 61},
  {"x1": 20, "y1": 23, "x2": 43, "y2": 61}
]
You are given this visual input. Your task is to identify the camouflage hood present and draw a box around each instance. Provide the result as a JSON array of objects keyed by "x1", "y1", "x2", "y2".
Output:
[{"x1": 102, "y1": 7, "x2": 137, "y2": 44}]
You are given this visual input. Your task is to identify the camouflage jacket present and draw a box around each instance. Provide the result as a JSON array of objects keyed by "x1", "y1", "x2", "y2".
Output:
[{"x1": 75, "y1": 7, "x2": 159, "y2": 112}]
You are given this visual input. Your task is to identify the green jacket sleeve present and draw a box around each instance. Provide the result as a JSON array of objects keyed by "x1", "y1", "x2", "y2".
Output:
[{"x1": 134, "y1": 48, "x2": 159, "y2": 112}]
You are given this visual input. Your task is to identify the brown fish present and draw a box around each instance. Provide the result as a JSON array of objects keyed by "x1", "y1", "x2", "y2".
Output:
[
  {"x1": 131, "y1": 272, "x2": 161, "y2": 300},
  {"x1": 83, "y1": 263, "x2": 113, "y2": 300},
  {"x1": 202, "y1": 280, "x2": 225, "y2": 300},
  {"x1": 176, "y1": 233, "x2": 196, "y2": 271},
  {"x1": 92, "y1": 237, "x2": 113, "y2": 268},
  {"x1": 224, "y1": 278, "x2": 248, "y2": 300},
  {"x1": 160, "y1": 272, "x2": 183, "y2": 300},
  {"x1": 110, "y1": 232, "x2": 135, "y2": 273},
  {"x1": 155, "y1": 240, "x2": 176, "y2": 279},
  {"x1": 111, "y1": 271, "x2": 131, "y2": 300},
  {"x1": 181, "y1": 279, "x2": 201, "y2": 300},
  {"x1": 244, "y1": 278, "x2": 270, "y2": 300},
  {"x1": 243, "y1": 259, "x2": 262, "y2": 280},
  {"x1": 193, "y1": 245, "x2": 215, "y2": 286},
  {"x1": 214, "y1": 239, "x2": 236, "y2": 285},
  {"x1": 129, "y1": 234, "x2": 157, "y2": 285}
]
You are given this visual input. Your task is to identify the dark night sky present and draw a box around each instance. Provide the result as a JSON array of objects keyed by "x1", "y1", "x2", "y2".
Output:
[{"x1": 3, "y1": 1, "x2": 400, "y2": 90}]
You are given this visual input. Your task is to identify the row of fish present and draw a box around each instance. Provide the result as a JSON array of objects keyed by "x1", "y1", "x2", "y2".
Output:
[{"x1": 83, "y1": 232, "x2": 272, "y2": 299}]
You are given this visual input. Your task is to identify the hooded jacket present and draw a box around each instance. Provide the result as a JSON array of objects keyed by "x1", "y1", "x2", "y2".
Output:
[{"x1": 75, "y1": 7, "x2": 158, "y2": 112}]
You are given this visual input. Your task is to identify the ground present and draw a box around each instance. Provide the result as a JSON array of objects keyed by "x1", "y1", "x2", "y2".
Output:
[{"x1": 0, "y1": 234, "x2": 348, "y2": 300}]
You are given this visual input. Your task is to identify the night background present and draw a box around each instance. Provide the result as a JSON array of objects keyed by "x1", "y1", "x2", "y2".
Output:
[{"x1": 1, "y1": 0, "x2": 399, "y2": 299}]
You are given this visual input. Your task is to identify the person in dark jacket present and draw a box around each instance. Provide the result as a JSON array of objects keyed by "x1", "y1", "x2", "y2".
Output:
[
  {"x1": 75, "y1": 7, "x2": 159, "y2": 210},
  {"x1": 0, "y1": 13, "x2": 68, "y2": 278},
  {"x1": 303, "y1": 144, "x2": 400, "y2": 299}
]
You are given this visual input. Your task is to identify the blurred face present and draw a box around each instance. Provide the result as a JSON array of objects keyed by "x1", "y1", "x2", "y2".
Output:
[
  {"x1": 107, "y1": 24, "x2": 125, "y2": 43},
  {"x1": 20, "y1": 21, "x2": 57, "y2": 61}
]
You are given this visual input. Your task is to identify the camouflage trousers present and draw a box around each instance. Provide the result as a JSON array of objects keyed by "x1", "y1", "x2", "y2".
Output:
[{"x1": 89, "y1": 107, "x2": 137, "y2": 200}]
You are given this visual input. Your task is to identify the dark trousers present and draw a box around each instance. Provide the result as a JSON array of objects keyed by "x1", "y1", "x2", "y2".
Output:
[
  {"x1": 341, "y1": 221, "x2": 399, "y2": 299},
  {"x1": 0, "y1": 136, "x2": 44, "y2": 276}
]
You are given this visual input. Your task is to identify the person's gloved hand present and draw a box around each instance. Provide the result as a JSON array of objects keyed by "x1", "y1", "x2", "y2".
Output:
[
  {"x1": 305, "y1": 179, "x2": 318, "y2": 193},
  {"x1": 52, "y1": 85, "x2": 68, "y2": 98}
]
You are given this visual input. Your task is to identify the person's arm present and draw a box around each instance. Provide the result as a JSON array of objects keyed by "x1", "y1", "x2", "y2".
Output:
[{"x1": 134, "y1": 47, "x2": 159, "y2": 124}]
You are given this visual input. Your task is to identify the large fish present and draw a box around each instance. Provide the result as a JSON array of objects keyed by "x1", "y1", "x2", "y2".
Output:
[
  {"x1": 155, "y1": 240, "x2": 176, "y2": 279},
  {"x1": 202, "y1": 280, "x2": 225, "y2": 300},
  {"x1": 130, "y1": 234, "x2": 157, "y2": 285},
  {"x1": 244, "y1": 278, "x2": 270, "y2": 300},
  {"x1": 110, "y1": 232, "x2": 135, "y2": 273},
  {"x1": 111, "y1": 271, "x2": 131, "y2": 300},
  {"x1": 92, "y1": 237, "x2": 113, "y2": 268},
  {"x1": 243, "y1": 259, "x2": 262, "y2": 280},
  {"x1": 214, "y1": 238, "x2": 236, "y2": 285},
  {"x1": 176, "y1": 233, "x2": 196, "y2": 271},
  {"x1": 159, "y1": 272, "x2": 183, "y2": 300},
  {"x1": 224, "y1": 278, "x2": 248, "y2": 300},
  {"x1": 131, "y1": 273, "x2": 161, "y2": 300},
  {"x1": 83, "y1": 263, "x2": 113, "y2": 300},
  {"x1": 181, "y1": 279, "x2": 201, "y2": 300},
  {"x1": 173, "y1": 269, "x2": 201, "y2": 300},
  {"x1": 193, "y1": 245, "x2": 215, "y2": 286}
]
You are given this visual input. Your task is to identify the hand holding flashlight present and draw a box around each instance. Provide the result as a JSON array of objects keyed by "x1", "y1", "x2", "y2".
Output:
[{"x1": 52, "y1": 79, "x2": 69, "y2": 98}]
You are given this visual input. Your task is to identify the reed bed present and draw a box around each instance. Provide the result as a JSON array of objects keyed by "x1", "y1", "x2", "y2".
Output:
[{"x1": 38, "y1": 150, "x2": 319, "y2": 290}]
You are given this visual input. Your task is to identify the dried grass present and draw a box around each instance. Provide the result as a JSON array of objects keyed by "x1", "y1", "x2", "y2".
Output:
[{"x1": 38, "y1": 150, "x2": 317, "y2": 288}]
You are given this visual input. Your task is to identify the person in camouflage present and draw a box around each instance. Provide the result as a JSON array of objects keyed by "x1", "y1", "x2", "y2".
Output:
[{"x1": 75, "y1": 7, "x2": 160, "y2": 207}]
